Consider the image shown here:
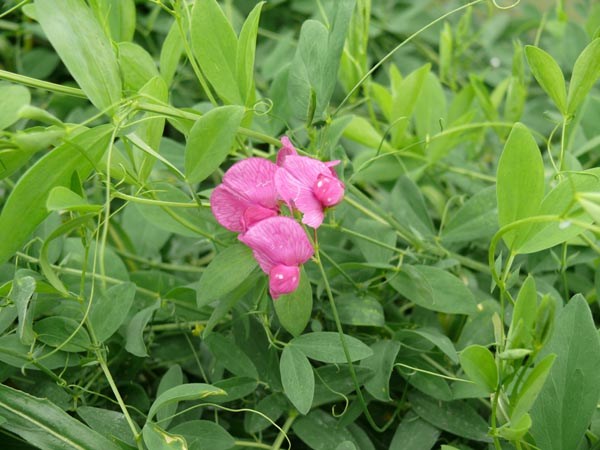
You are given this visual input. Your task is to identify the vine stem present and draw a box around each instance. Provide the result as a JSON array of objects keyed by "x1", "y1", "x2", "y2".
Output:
[
  {"x1": 270, "y1": 412, "x2": 296, "y2": 450},
  {"x1": 313, "y1": 242, "x2": 390, "y2": 432}
]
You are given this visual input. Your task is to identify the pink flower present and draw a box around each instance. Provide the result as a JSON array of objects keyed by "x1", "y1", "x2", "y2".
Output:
[
  {"x1": 275, "y1": 152, "x2": 345, "y2": 229},
  {"x1": 210, "y1": 158, "x2": 279, "y2": 233},
  {"x1": 238, "y1": 216, "x2": 314, "y2": 299},
  {"x1": 276, "y1": 136, "x2": 298, "y2": 166}
]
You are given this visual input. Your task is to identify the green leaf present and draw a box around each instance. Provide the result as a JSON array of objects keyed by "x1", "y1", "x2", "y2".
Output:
[
  {"x1": 205, "y1": 332, "x2": 258, "y2": 379},
  {"x1": 441, "y1": 186, "x2": 498, "y2": 245},
  {"x1": 90, "y1": 282, "x2": 136, "y2": 343},
  {"x1": 46, "y1": 186, "x2": 102, "y2": 213},
  {"x1": 117, "y1": 42, "x2": 159, "y2": 91},
  {"x1": 293, "y1": 410, "x2": 360, "y2": 450},
  {"x1": 0, "y1": 384, "x2": 122, "y2": 450},
  {"x1": 147, "y1": 383, "x2": 225, "y2": 421},
  {"x1": 511, "y1": 353, "x2": 556, "y2": 422},
  {"x1": 409, "y1": 391, "x2": 490, "y2": 442},
  {"x1": 160, "y1": 20, "x2": 184, "y2": 87},
  {"x1": 0, "y1": 125, "x2": 113, "y2": 266},
  {"x1": 170, "y1": 420, "x2": 235, "y2": 450},
  {"x1": 290, "y1": 332, "x2": 373, "y2": 363},
  {"x1": 459, "y1": 345, "x2": 498, "y2": 392},
  {"x1": 142, "y1": 423, "x2": 187, "y2": 450},
  {"x1": 388, "y1": 265, "x2": 477, "y2": 315},
  {"x1": 496, "y1": 123, "x2": 545, "y2": 251},
  {"x1": 525, "y1": 46, "x2": 567, "y2": 114},
  {"x1": 390, "y1": 176, "x2": 435, "y2": 239},
  {"x1": 77, "y1": 406, "x2": 136, "y2": 447},
  {"x1": 350, "y1": 219, "x2": 396, "y2": 265},
  {"x1": 405, "y1": 328, "x2": 459, "y2": 363},
  {"x1": 390, "y1": 412, "x2": 440, "y2": 450},
  {"x1": 236, "y1": 2, "x2": 264, "y2": 105},
  {"x1": 530, "y1": 295, "x2": 600, "y2": 450},
  {"x1": 323, "y1": 294, "x2": 385, "y2": 328},
  {"x1": 191, "y1": 0, "x2": 240, "y2": 104},
  {"x1": 34, "y1": 316, "x2": 91, "y2": 352},
  {"x1": 280, "y1": 345, "x2": 314, "y2": 415},
  {"x1": 567, "y1": 38, "x2": 600, "y2": 114},
  {"x1": 125, "y1": 302, "x2": 159, "y2": 357},
  {"x1": 0, "y1": 83, "x2": 30, "y2": 130},
  {"x1": 185, "y1": 105, "x2": 245, "y2": 183},
  {"x1": 507, "y1": 275, "x2": 537, "y2": 349},
  {"x1": 497, "y1": 412, "x2": 532, "y2": 441},
  {"x1": 0, "y1": 334, "x2": 80, "y2": 370},
  {"x1": 9, "y1": 270, "x2": 36, "y2": 345},
  {"x1": 156, "y1": 365, "x2": 183, "y2": 430},
  {"x1": 274, "y1": 268, "x2": 312, "y2": 337},
  {"x1": 90, "y1": 0, "x2": 136, "y2": 42},
  {"x1": 36, "y1": 0, "x2": 121, "y2": 113},
  {"x1": 196, "y1": 244, "x2": 257, "y2": 307},
  {"x1": 361, "y1": 340, "x2": 401, "y2": 402}
]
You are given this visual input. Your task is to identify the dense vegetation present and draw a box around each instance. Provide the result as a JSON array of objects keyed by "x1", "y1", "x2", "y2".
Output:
[{"x1": 0, "y1": 0, "x2": 600, "y2": 449}]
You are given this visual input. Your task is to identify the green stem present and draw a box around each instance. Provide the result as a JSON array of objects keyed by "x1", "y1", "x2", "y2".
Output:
[
  {"x1": 236, "y1": 441, "x2": 271, "y2": 450},
  {"x1": 0, "y1": 69, "x2": 87, "y2": 98},
  {"x1": 270, "y1": 412, "x2": 296, "y2": 450}
]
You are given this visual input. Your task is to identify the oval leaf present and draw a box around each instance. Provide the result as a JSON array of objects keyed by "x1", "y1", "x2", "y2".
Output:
[
  {"x1": 290, "y1": 332, "x2": 373, "y2": 363},
  {"x1": 274, "y1": 268, "x2": 313, "y2": 337},
  {"x1": 459, "y1": 345, "x2": 498, "y2": 392},
  {"x1": 280, "y1": 345, "x2": 314, "y2": 415},
  {"x1": 525, "y1": 46, "x2": 567, "y2": 114}
]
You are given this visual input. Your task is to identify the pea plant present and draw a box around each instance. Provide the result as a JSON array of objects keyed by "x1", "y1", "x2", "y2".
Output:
[{"x1": 0, "y1": 0, "x2": 600, "y2": 449}]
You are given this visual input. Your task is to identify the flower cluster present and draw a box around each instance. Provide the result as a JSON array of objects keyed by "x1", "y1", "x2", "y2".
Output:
[{"x1": 210, "y1": 137, "x2": 345, "y2": 298}]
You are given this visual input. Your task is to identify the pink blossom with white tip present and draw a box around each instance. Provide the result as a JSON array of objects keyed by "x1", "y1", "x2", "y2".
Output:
[
  {"x1": 210, "y1": 158, "x2": 279, "y2": 233},
  {"x1": 238, "y1": 216, "x2": 314, "y2": 299},
  {"x1": 275, "y1": 154, "x2": 345, "y2": 228}
]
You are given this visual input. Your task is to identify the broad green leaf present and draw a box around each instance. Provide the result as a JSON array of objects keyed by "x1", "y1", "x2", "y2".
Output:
[
  {"x1": 525, "y1": 46, "x2": 567, "y2": 114},
  {"x1": 90, "y1": 282, "x2": 136, "y2": 342},
  {"x1": 335, "y1": 442, "x2": 356, "y2": 450},
  {"x1": 580, "y1": 196, "x2": 600, "y2": 223},
  {"x1": 312, "y1": 365, "x2": 374, "y2": 409},
  {"x1": 388, "y1": 265, "x2": 477, "y2": 315},
  {"x1": 9, "y1": 270, "x2": 36, "y2": 345},
  {"x1": 390, "y1": 412, "x2": 440, "y2": 450},
  {"x1": 125, "y1": 302, "x2": 159, "y2": 357},
  {"x1": 391, "y1": 63, "x2": 431, "y2": 145},
  {"x1": 511, "y1": 353, "x2": 556, "y2": 422},
  {"x1": 409, "y1": 391, "x2": 490, "y2": 442},
  {"x1": 459, "y1": 345, "x2": 498, "y2": 392},
  {"x1": 567, "y1": 38, "x2": 600, "y2": 114},
  {"x1": 361, "y1": 340, "x2": 401, "y2": 401},
  {"x1": 36, "y1": 0, "x2": 122, "y2": 113},
  {"x1": 90, "y1": 0, "x2": 136, "y2": 42},
  {"x1": 507, "y1": 275, "x2": 537, "y2": 349},
  {"x1": 34, "y1": 316, "x2": 91, "y2": 352},
  {"x1": 236, "y1": 2, "x2": 264, "y2": 105},
  {"x1": 0, "y1": 334, "x2": 80, "y2": 370},
  {"x1": 147, "y1": 383, "x2": 225, "y2": 421},
  {"x1": 405, "y1": 328, "x2": 459, "y2": 363},
  {"x1": 156, "y1": 365, "x2": 183, "y2": 430},
  {"x1": 515, "y1": 167, "x2": 600, "y2": 254},
  {"x1": 414, "y1": 72, "x2": 447, "y2": 137},
  {"x1": 0, "y1": 125, "x2": 113, "y2": 266},
  {"x1": 46, "y1": 186, "x2": 102, "y2": 213},
  {"x1": 142, "y1": 423, "x2": 186, "y2": 450},
  {"x1": 191, "y1": 0, "x2": 240, "y2": 104},
  {"x1": 280, "y1": 345, "x2": 314, "y2": 415},
  {"x1": 170, "y1": 420, "x2": 235, "y2": 450},
  {"x1": 290, "y1": 332, "x2": 373, "y2": 363},
  {"x1": 210, "y1": 377, "x2": 256, "y2": 405},
  {"x1": 496, "y1": 123, "x2": 545, "y2": 251},
  {"x1": 0, "y1": 384, "x2": 122, "y2": 450},
  {"x1": 293, "y1": 410, "x2": 360, "y2": 450},
  {"x1": 196, "y1": 244, "x2": 257, "y2": 307},
  {"x1": 0, "y1": 83, "x2": 30, "y2": 130},
  {"x1": 117, "y1": 42, "x2": 159, "y2": 91},
  {"x1": 185, "y1": 105, "x2": 245, "y2": 183},
  {"x1": 323, "y1": 294, "x2": 385, "y2": 328},
  {"x1": 244, "y1": 393, "x2": 287, "y2": 433},
  {"x1": 498, "y1": 412, "x2": 532, "y2": 441},
  {"x1": 274, "y1": 268, "x2": 312, "y2": 337},
  {"x1": 530, "y1": 295, "x2": 600, "y2": 450},
  {"x1": 205, "y1": 332, "x2": 258, "y2": 379},
  {"x1": 77, "y1": 406, "x2": 136, "y2": 447},
  {"x1": 441, "y1": 186, "x2": 498, "y2": 245}
]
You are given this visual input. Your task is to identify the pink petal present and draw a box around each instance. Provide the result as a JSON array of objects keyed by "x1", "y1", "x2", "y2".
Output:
[
  {"x1": 277, "y1": 136, "x2": 298, "y2": 166},
  {"x1": 280, "y1": 155, "x2": 325, "y2": 188},
  {"x1": 238, "y1": 217, "x2": 314, "y2": 273},
  {"x1": 313, "y1": 173, "x2": 345, "y2": 207},
  {"x1": 223, "y1": 158, "x2": 279, "y2": 209},
  {"x1": 269, "y1": 264, "x2": 300, "y2": 299},
  {"x1": 210, "y1": 185, "x2": 248, "y2": 232},
  {"x1": 242, "y1": 205, "x2": 279, "y2": 230}
]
